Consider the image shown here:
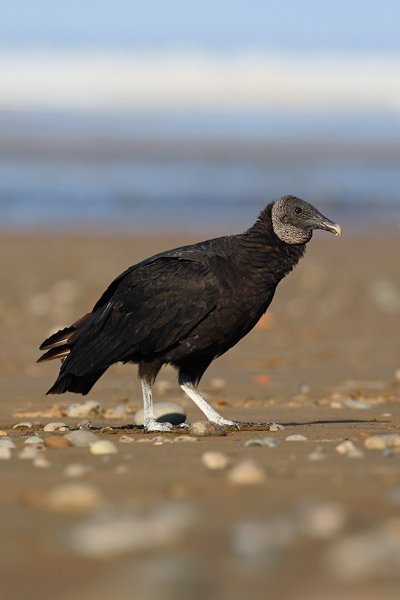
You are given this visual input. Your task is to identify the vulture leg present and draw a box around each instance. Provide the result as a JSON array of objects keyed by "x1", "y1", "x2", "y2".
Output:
[
  {"x1": 180, "y1": 382, "x2": 236, "y2": 426},
  {"x1": 141, "y1": 378, "x2": 174, "y2": 432}
]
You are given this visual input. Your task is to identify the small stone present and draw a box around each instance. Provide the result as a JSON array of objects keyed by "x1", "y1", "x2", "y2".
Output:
[
  {"x1": 24, "y1": 435, "x2": 44, "y2": 445},
  {"x1": 201, "y1": 451, "x2": 229, "y2": 469},
  {"x1": 269, "y1": 423, "x2": 284, "y2": 432},
  {"x1": 0, "y1": 447, "x2": 11, "y2": 459},
  {"x1": 33, "y1": 455, "x2": 51, "y2": 468},
  {"x1": 45, "y1": 482, "x2": 103, "y2": 512},
  {"x1": 174, "y1": 435, "x2": 198, "y2": 443},
  {"x1": 99, "y1": 427, "x2": 116, "y2": 434},
  {"x1": 12, "y1": 422, "x2": 33, "y2": 430},
  {"x1": 45, "y1": 435, "x2": 72, "y2": 448},
  {"x1": 383, "y1": 448, "x2": 394, "y2": 457},
  {"x1": 119, "y1": 435, "x2": 135, "y2": 443},
  {"x1": 0, "y1": 438, "x2": 16, "y2": 449},
  {"x1": 0, "y1": 431, "x2": 7, "y2": 437},
  {"x1": 64, "y1": 430, "x2": 98, "y2": 447},
  {"x1": 134, "y1": 402, "x2": 186, "y2": 426},
  {"x1": 335, "y1": 440, "x2": 364, "y2": 458},
  {"x1": 330, "y1": 401, "x2": 342, "y2": 409},
  {"x1": 227, "y1": 459, "x2": 266, "y2": 485},
  {"x1": 19, "y1": 447, "x2": 39, "y2": 460},
  {"x1": 394, "y1": 369, "x2": 400, "y2": 383},
  {"x1": 90, "y1": 440, "x2": 118, "y2": 455},
  {"x1": 154, "y1": 379, "x2": 173, "y2": 395},
  {"x1": 297, "y1": 383, "x2": 310, "y2": 394},
  {"x1": 209, "y1": 377, "x2": 227, "y2": 391},
  {"x1": 262, "y1": 436, "x2": 279, "y2": 448},
  {"x1": 344, "y1": 399, "x2": 373, "y2": 410},
  {"x1": 189, "y1": 421, "x2": 228, "y2": 437},
  {"x1": 308, "y1": 446, "x2": 326, "y2": 461},
  {"x1": 285, "y1": 434, "x2": 308, "y2": 442},
  {"x1": 366, "y1": 434, "x2": 400, "y2": 450},
  {"x1": 152, "y1": 436, "x2": 173, "y2": 445},
  {"x1": 104, "y1": 405, "x2": 131, "y2": 419},
  {"x1": 299, "y1": 502, "x2": 345, "y2": 539},
  {"x1": 69, "y1": 501, "x2": 196, "y2": 557},
  {"x1": 64, "y1": 463, "x2": 92, "y2": 478},
  {"x1": 65, "y1": 400, "x2": 103, "y2": 419},
  {"x1": 364, "y1": 435, "x2": 387, "y2": 450},
  {"x1": 244, "y1": 439, "x2": 265, "y2": 447},
  {"x1": 43, "y1": 422, "x2": 69, "y2": 432}
]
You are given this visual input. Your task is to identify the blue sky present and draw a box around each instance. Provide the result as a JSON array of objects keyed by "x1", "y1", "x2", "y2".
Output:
[{"x1": 1, "y1": 0, "x2": 399, "y2": 53}]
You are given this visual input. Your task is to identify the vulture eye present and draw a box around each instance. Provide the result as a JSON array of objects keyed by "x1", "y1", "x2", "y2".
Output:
[{"x1": 294, "y1": 206, "x2": 302, "y2": 215}]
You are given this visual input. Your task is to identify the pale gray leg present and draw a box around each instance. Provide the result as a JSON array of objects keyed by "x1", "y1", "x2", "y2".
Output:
[
  {"x1": 141, "y1": 378, "x2": 173, "y2": 432},
  {"x1": 180, "y1": 382, "x2": 235, "y2": 426}
]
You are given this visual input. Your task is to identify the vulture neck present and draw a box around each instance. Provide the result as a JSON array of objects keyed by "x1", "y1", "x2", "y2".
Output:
[{"x1": 238, "y1": 203, "x2": 306, "y2": 283}]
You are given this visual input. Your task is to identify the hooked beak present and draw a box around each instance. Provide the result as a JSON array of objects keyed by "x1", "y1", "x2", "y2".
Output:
[{"x1": 312, "y1": 211, "x2": 342, "y2": 236}]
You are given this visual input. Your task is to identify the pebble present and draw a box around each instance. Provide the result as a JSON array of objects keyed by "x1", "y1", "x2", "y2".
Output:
[
  {"x1": 0, "y1": 431, "x2": 7, "y2": 436},
  {"x1": 154, "y1": 379, "x2": 173, "y2": 395},
  {"x1": 285, "y1": 434, "x2": 308, "y2": 442},
  {"x1": 18, "y1": 447, "x2": 39, "y2": 460},
  {"x1": 134, "y1": 402, "x2": 186, "y2": 426},
  {"x1": 201, "y1": 451, "x2": 229, "y2": 469},
  {"x1": 104, "y1": 405, "x2": 131, "y2": 419},
  {"x1": 0, "y1": 438, "x2": 16, "y2": 449},
  {"x1": 12, "y1": 422, "x2": 33, "y2": 430},
  {"x1": 330, "y1": 401, "x2": 342, "y2": 409},
  {"x1": 262, "y1": 436, "x2": 279, "y2": 448},
  {"x1": 308, "y1": 446, "x2": 326, "y2": 461},
  {"x1": 45, "y1": 435, "x2": 72, "y2": 449},
  {"x1": 0, "y1": 447, "x2": 11, "y2": 459},
  {"x1": 335, "y1": 440, "x2": 364, "y2": 458},
  {"x1": 344, "y1": 399, "x2": 373, "y2": 410},
  {"x1": 227, "y1": 459, "x2": 266, "y2": 485},
  {"x1": 244, "y1": 439, "x2": 265, "y2": 447},
  {"x1": 119, "y1": 435, "x2": 135, "y2": 443},
  {"x1": 64, "y1": 463, "x2": 93, "y2": 478},
  {"x1": 65, "y1": 400, "x2": 103, "y2": 419},
  {"x1": 43, "y1": 422, "x2": 69, "y2": 432},
  {"x1": 69, "y1": 502, "x2": 196, "y2": 557},
  {"x1": 189, "y1": 421, "x2": 228, "y2": 437},
  {"x1": 64, "y1": 430, "x2": 98, "y2": 447},
  {"x1": 299, "y1": 502, "x2": 345, "y2": 539},
  {"x1": 209, "y1": 377, "x2": 227, "y2": 391},
  {"x1": 33, "y1": 455, "x2": 51, "y2": 468},
  {"x1": 297, "y1": 383, "x2": 310, "y2": 394},
  {"x1": 394, "y1": 368, "x2": 400, "y2": 383},
  {"x1": 269, "y1": 423, "x2": 285, "y2": 432},
  {"x1": 44, "y1": 482, "x2": 103, "y2": 512},
  {"x1": 24, "y1": 435, "x2": 44, "y2": 445},
  {"x1": 364, "y1": 434, "x2": 400, "y2": 450},
  {"x1": 174, "y1": 435, "x2": 198, "y2": 443},
  {"x1": 99, "y1": 426, "x2": 116, "y2": 434},
  {"x1": 90, "y1": 440, "x2": 118, "y2": 455},
  {"x1": 326, "y1": 519, "x2": 400, "y2": 581}
]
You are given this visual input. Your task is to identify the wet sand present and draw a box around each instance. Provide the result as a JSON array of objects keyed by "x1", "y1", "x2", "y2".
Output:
[{"x1": 0, "y1": 231, "x2": 400, "y2": 600}]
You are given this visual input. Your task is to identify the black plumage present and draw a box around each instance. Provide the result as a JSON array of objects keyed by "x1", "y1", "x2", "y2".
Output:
[{"x1": 38, "y1": 196, "x2": 340, "y2": 431}]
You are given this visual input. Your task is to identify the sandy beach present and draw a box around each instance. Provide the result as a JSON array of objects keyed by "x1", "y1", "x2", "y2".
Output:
[{"x1": 1, "y1": 231, "x2": 400, "y2": 599}]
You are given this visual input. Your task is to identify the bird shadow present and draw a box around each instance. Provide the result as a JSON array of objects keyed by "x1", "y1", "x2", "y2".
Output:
[{"x1": 88, "y1": 417, "x2": 389, "y2": 435}]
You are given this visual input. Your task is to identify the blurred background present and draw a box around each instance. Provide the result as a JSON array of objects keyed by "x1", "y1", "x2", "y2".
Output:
[{"x1": 1, "y1": 0, "x2": 400, "y2": 233}]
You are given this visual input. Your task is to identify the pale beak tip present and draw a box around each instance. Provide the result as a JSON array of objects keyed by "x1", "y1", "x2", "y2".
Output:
[{"x1": 332, "y1": 224, "x2": 342, "y2": 236}]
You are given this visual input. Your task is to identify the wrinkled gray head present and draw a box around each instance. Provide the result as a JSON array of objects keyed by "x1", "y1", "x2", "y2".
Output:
[{"x1": 271, "y1": 195, "x2": 341, "y2": 244}]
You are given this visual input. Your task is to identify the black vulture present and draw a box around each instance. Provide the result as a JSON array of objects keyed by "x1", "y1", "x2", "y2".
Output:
[{"x1": 38, "y1": 196, "x2": 341, "y2": 431}]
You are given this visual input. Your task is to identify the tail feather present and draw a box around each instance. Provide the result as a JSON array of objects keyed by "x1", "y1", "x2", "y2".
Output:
[
  {"x1": 39, "y1": 312, "x2": 108, "y2": 395},
  {"x1": 46, "y1": 368, "x2": 107, "y2": 395},
  {"x1": 37, "y1": 345, "x2": 71, "y2": 362},
  {"x1": 39, "y1": 313, "x2": 92, "y2": 351}
]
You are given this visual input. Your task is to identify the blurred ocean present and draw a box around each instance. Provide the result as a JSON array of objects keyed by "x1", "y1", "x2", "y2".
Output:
[{"x1": 1, "y1": 51, "x2": 399, "y2": 233}]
